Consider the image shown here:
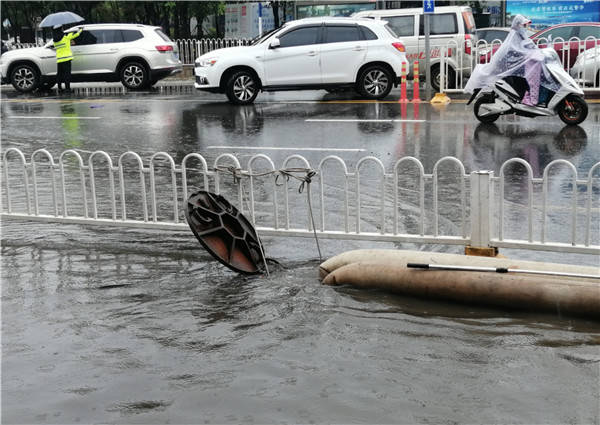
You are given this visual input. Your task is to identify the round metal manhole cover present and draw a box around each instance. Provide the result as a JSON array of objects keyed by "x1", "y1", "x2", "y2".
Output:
[{"x1": 185, "y1": 191, "x2": 265, "y2": 274}]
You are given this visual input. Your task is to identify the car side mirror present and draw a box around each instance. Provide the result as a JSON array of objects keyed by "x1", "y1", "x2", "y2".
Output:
[{"x1": 269, "y1": 38, "x2": 280, "y2": 49}]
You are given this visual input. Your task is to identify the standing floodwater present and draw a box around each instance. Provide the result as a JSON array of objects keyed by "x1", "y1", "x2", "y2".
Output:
[{"x1": 2, "y1": 90, "x2": 599, "y2": 423}]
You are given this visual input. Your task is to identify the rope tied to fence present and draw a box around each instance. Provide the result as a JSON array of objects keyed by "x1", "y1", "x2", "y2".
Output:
[
  {"x1": 275, "y1": 168, "x2": 322, "y2": 262},
  {"x1": 214, "y1": 165, "x2": 244, "y2": 184},
  {"x1": 214, "y1": 165, "x2": 322, "y2": 262},
  {"x1": 215, "y1": 165, "x2": 317, "y2": 194},
  {"x1": 276, "y1": 168, "x2": 317, "y2": 194}
]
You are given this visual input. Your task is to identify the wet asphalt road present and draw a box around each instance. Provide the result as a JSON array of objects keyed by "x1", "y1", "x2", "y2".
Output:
[
  {"x1": 1, "y1": 86, "x2": 600, "y2": 424},
  {"x1": 2, "y1": 86, "x2": 599, "y2": 175}
]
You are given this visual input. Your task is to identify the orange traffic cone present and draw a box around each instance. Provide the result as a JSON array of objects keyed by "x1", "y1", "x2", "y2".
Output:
[
  {"x1": 399, "y1": 62, "x2": 408, "y2": 103},
  {"x1": 412, "y1": 61, "x2": 421, "y2": 103}
]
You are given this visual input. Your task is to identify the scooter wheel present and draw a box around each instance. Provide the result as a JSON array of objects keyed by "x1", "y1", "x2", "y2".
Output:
[
  {"x1": 558, "y1": 95, "x2": 588, "y2": 125},
  {"x1": 474, "y1": 98, "x2": 500, "y2": 123}
]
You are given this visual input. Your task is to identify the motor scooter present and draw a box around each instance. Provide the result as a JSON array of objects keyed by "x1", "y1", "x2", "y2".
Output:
[{"x1": 468, "y1": 48, "x2": 588, "y2": 125}]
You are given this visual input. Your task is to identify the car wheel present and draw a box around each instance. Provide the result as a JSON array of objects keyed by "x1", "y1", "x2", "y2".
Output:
[
  {"x1": 357, "y1": 65, "x2": 393, "y2": 100},
  {"x1": 10, "y1": 63, "x2": 39, "y2": 93},
  {"x1": 431, "y1": 64, "x2": 456, "y2": 92},
  {"x1": 557, "y1": 95, "x2": 588, "y2": 125},
  {"x1": 474, "y1": 97, "x2": 500, "y2": 123},
  {"x1": 225, "y1": 71, "x2": 258, "y2": 105},
  {"x1": 120, "y1": 61, "x2": 149, "y2": 90}
]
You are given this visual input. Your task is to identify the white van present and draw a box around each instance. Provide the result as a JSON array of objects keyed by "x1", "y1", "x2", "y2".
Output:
[{"x1": 354, "y1": 6, "x2": 477, "y2": 91}]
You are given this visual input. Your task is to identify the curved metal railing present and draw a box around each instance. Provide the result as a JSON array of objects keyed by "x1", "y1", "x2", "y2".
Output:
[{"x1": 2, "y1": 148, "x2": 599, "y2": 254}]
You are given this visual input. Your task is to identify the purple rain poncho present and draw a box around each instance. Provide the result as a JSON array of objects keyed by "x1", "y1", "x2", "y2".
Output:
[{"x1": 464, "y1": 15, "x2": 560, "y2": 105}]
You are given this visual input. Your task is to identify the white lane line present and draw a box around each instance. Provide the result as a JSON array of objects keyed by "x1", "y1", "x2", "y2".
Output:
[
  {"x1": 207, "y1": 146, "x2": 366, "y2": 152},
  {"x1": 10, "y1": 116, "x2": 101, "y2": 120},
  {"x1": 306, "y1": 118, "x2": 426, "y2": 123}
]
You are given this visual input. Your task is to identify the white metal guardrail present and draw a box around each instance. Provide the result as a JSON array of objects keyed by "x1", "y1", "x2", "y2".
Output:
[
  {"x1": 175, "y1": 38, "x2": 252, "y2": 65},
  {"x1": 2, "y1": 148, "x2": 599, "y2": 255}
]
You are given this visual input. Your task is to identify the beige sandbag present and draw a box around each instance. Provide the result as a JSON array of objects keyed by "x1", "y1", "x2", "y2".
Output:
[
  {"x1": 319, "y1": 249, "x2": 599, "y2": 281},
  {"x1": 322, "y1": 262, "x2": 600, "y2": 319}
]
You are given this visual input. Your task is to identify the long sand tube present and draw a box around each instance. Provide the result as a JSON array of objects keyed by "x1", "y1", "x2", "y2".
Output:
[
  {"x1": 319, "y1": 249, "x2": 600, "y2": 282},
  {"x1": 322, "y1": 262, "x2": 600, "y2": 319}
]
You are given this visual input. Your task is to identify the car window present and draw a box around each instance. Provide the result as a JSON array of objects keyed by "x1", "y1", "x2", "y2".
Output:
[
  {"x1": 75, "y1": 30, "x2": 98, "y2": 45},
  {"x1": 101, "y1": 29, "x2": 124, "y2": 43},
  {"x1": 76, "y1": 29, "x2": 122, "y2": 45},
  {"x1": 324, "y1": 25, "x2": 361, "y2": 43},
  {"x1": 360, "y1": 25, "x2": 378, "y2": 40},
  {"x1": 278, "y1": 26, "x2": 320, "y2": 47},
  {"x1": 384, "y1": 24, "x2": 399, "y2": 38},
  {"x1": 419, "y1": 13, "x2": 458, "y2": 36},
  {"x1": 541, "y1": 26, "x2": 574, "y2": 41},
  {"x1": 155, "y1": 29, "x2": 172, "y2": 42},
  {"x1": 252, "y1": 27, "x2": 280, "y2": 45},
  {"x1": 484, "y1": 30, "x2": 508, "y2": 42},
  {"x1": 384, "y1": 16, "x2": 414, "y2": 37},
  {"x1": 122, "y1": 30, "x2": 144, "y2": 42},
  {"x1": 578, "y1": 26, "x2": 600, "y2": 40}
]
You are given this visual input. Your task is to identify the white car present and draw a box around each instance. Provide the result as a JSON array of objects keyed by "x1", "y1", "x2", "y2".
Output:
[
  {"x1": 570, "y1": 46, "x2": 599, "y2": 87},
  {"x1": 354, "y1": 6, "x2": 478, "y2": 91},
  {"x1": 0, "y1": 23, "x2": 182, "y2": 92},
  {"x1": 194, "y1": 17, "x2": 409, "y2": 104}
]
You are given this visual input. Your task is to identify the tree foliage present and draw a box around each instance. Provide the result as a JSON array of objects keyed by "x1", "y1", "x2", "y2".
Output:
[{"x1": 0, "y1": 1, "x2": 226, "y2": 41}]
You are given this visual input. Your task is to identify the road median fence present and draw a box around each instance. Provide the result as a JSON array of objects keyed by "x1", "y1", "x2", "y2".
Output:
[{"x1": 2, "y1": 148, "x2": 599, "y2": 255}]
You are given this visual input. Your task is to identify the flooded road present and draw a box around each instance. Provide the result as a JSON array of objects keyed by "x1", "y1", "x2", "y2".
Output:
[{"x1": 2, "y1": 89, "x2": 600, "y2": 423}]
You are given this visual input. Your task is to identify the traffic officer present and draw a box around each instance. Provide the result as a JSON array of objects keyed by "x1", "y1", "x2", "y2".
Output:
[{"x1": 53, "y1": 24, "x2": 82, "y2": 93}]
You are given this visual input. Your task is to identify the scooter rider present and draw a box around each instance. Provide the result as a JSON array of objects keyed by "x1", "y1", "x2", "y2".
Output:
[
  {"x1": 53, "y1": 24, "x2": 83, "y2": 93},
  {"x1": 465, "y1": 15, "x2": 559, "y2": 106},
  {"x1": 514, "y1": 17, "x2": 544, "y2": 106}
]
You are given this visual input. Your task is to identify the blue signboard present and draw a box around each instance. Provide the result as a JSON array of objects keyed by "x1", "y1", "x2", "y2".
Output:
[
  {"x1": 424, "y1": 0, "x2": 435, "y2": 14},
  {"x1": 506, "y1": 0, "x2": 600, "y2": 29},
  {"x1": 258, "y1": 2, "x2": 262, "y2": 18}
]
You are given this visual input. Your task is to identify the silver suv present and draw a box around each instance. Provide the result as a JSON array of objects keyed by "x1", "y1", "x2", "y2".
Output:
[{"x1": 0, "y1": 23, "x2": 182, "y2": 92}]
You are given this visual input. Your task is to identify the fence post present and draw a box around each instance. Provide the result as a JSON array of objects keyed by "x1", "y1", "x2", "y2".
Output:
[{"x1": 466, "y1": 170, "x2": 498, "y2": 257}]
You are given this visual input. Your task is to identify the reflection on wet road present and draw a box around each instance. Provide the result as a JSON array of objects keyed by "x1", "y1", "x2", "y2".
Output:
[
  {"x1": 2, "y1": 90, "x2": 599, "y2": 423},
  {"x1": 3, "y1": 91, "x2": 598, "y2": 177}
]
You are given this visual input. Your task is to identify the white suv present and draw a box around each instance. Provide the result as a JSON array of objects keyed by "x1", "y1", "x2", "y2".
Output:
[
  {"x1": 0, "y1": 23, "x2": 182, "y2": 92},
  {"x1": 194, "y1": 17, "x2": 409, "y2": 104}
]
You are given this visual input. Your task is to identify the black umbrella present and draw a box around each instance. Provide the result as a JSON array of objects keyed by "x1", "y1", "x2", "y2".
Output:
[{"x1": 39, "y1": 11, "x2": 84, "y2": 29}]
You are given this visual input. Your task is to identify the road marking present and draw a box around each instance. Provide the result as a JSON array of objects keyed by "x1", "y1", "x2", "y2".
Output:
[
  {"x1": 306, "y1": 118, "x2": 426, "y2": 123},
  {"x1": 207, "y1": 146, "x2": 366, "y2": 152},
  {"x1": 9, "y1": 115, "x2": 101, "y2": 120}
]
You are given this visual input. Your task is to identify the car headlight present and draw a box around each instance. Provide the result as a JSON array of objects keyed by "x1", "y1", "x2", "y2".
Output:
[{"x1": 196, "y1": 58, "x2": 218, "y2": 67}]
